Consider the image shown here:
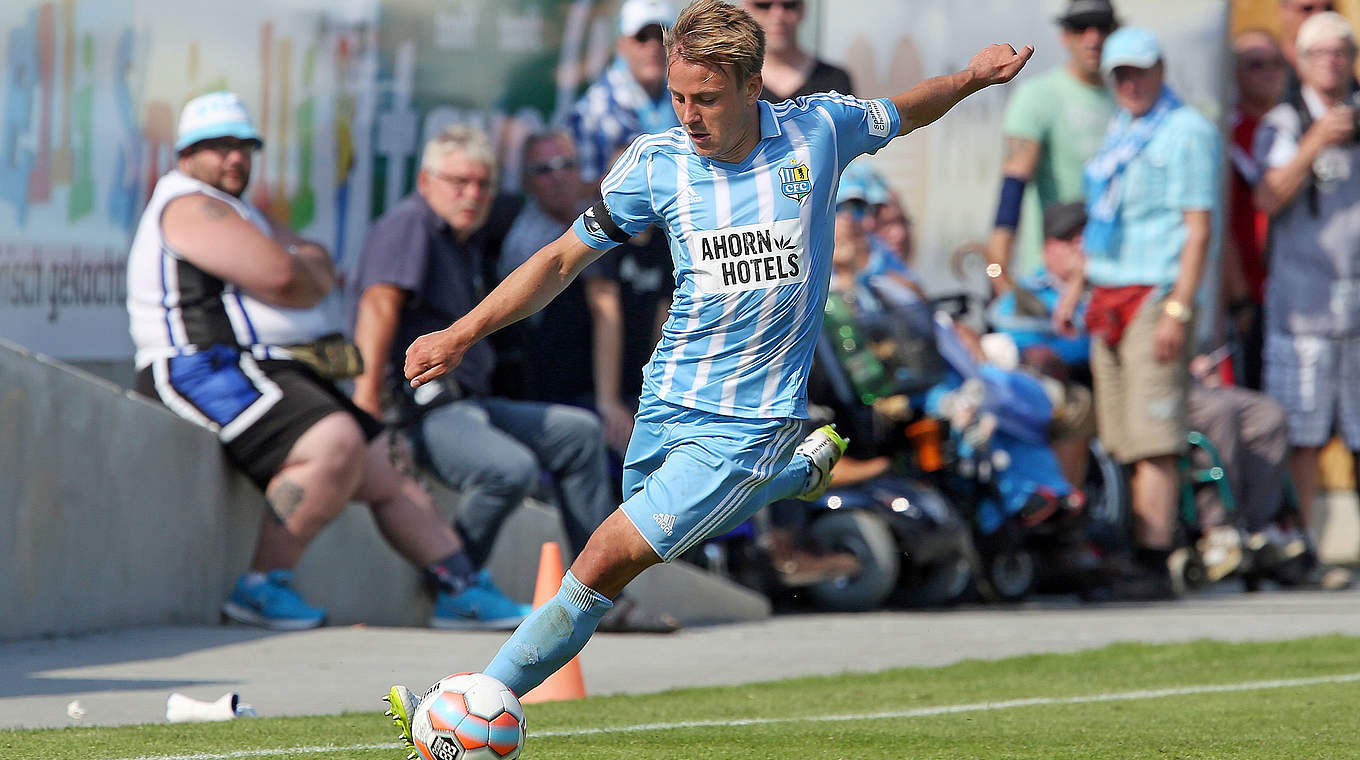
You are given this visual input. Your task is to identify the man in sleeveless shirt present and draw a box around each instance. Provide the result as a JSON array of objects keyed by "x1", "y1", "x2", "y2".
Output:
[{"x1": 126, "y1": 92, "x2": 527, "y2": 631}]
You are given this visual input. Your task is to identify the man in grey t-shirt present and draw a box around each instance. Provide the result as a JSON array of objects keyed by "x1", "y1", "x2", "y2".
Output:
[{"x1": 1254, "y1": 12, "x2": 1360, "y2": 528}]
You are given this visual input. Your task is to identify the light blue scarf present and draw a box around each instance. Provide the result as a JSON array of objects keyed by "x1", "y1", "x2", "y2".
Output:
[{"x1": 1083, "y1": 85, "x2": 1181, "y2": 256}]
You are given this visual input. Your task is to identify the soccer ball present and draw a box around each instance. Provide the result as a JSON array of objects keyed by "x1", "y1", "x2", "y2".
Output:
[{"x1": 411, "y1": 672, "x2": 526, "y2": 760}]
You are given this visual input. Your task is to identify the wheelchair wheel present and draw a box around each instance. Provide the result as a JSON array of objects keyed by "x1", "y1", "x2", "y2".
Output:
[
  {"x1": 1084, "y1": 438, "x2": 1129, "y2": 552},
  {"x1": 1168, "y1": 546, "x2": 1207, "y2": 596},
  {"x1": 807, "y1": 510, "x2": 901, "y2": 612},
  {"x1": 986, "y1": 547, "x2": 1037, "y2": 602}
]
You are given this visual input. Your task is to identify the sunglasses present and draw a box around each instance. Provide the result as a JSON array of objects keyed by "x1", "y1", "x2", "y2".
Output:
[
  {"x1": 527, "y1": 155, "x2": 578, "y2": 177},
  {"x1": 1240, "y1": 55, "x2": 1286, "y2": 71},
  {"x1": 633, "y1": 25, "x2": 664, "y2": 43},
  {"x1": 1063, "y1": 21, "x2": 1115, "y2": 35},
  {"x1": 752, "y1": 1, "x2": 803, "y2": 11},
  {"x1": 193, "y1": 137, "x2": 260, "y2": 155},
  {"x1": 836, "y1": 199, "x2": 869, "y2": 219}
]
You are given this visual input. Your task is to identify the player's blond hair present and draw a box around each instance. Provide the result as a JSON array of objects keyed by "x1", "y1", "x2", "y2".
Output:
[{"x1": 664, "y1": 0, "x2": 765, "y2": 85}]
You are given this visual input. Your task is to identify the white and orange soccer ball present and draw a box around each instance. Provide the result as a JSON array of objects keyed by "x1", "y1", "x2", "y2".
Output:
[{"x1": 410, "y1": 673, "x2": 526, "y2": 760}]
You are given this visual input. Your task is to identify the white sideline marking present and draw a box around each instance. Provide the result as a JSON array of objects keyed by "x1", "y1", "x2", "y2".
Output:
[{"x1": 122, "y1": 672, "x2": 1360, "y2": 760}]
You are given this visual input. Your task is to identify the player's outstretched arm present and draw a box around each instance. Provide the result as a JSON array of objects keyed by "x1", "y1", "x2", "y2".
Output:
[
  {"x1": 404, "y1": 229, "x2": 605, "y2": 387},
  {"x1": 891, "y1": 43, "x2": 1034, "y2": 137}
]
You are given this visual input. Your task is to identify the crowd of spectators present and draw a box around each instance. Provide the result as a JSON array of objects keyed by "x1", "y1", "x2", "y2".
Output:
[{"x1": 125, "y1": 0, "x2": 1360, "y2": 630}]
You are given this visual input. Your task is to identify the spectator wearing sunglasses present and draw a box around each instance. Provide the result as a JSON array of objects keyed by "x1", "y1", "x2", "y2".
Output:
[
  {"x1": 563, "y1": 0, "x2": 680, "y2": 183},
  {"x1": 743, "y1": 0, "x2": 854, "y2": 101},
  {"x1": 984, "y1": 0, "x2": 1117, "y2": 294},
  {"x1": 495, "y1": 131, "x2": 639, "y2": 455},
  {"x1": 1223, "y1": 30, "x2": 1288, "y2": 390}
]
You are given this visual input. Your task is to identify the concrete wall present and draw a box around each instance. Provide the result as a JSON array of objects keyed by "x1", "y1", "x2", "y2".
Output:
[{"x1": 1, "y1": 340, "x2": 767, "y2": 641}]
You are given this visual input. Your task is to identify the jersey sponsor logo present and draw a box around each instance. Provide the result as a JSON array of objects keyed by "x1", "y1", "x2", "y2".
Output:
[
  {"x1": 778, "y1": 161, "x2": 812, "y2": 202},
  {"x1": 689, "y1": 218, "x2": 807, "y2": 294},
  {"x1": 865, "y1": 98, "x2": 892, "y2": 138}
]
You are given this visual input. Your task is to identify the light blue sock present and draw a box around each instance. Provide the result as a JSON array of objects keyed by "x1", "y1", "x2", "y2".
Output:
[{"x1": 484, "y1": 570, "x2": 613, "y2": 696}]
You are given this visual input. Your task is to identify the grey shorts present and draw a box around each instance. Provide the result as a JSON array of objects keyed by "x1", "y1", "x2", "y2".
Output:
[{"x1": 1264, "y1": 331, "x2": 1360, "y2": 449}]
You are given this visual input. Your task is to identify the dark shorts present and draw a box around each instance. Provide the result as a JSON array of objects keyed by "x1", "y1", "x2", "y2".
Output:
[{"x1": 136, "y1": 346, "x2": 383, "y2": 489}]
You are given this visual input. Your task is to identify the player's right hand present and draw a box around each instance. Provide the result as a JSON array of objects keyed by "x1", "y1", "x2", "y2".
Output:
[
  {"x1": 404, "y1": 327, "x2": 467, "y2": 388},
  {"x1": 968, "y1": 43, "x2": 1035, "y2": 87}
]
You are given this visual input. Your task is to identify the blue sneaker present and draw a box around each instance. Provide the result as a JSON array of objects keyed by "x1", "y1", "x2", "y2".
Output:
[
  {"x1": 221, "y1": 570, "x2": 326, "y2": 630},
  {"x1": 430, "y1": 570, "x2": 532, "y2": 630}
]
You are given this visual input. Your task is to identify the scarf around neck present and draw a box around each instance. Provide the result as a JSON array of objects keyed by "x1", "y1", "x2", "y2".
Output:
[{"x1": 1083, "y1": 85, "x2": 1182, "y2": 256}]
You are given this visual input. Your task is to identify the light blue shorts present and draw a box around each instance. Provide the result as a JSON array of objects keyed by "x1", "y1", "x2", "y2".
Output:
[{"x1": 620, "y1": 398, "x2": 804, "y2": 562}]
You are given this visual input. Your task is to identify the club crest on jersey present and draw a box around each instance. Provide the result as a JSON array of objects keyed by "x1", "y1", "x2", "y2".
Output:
[{"x1": 778, "y1": 162, "x2": 812, "y2": 202}]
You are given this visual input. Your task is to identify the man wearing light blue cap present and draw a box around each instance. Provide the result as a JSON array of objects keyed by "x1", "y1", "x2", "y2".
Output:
[
  {"x1": 1052, "y1": 26, "x2": 1222, "y2": 599},
  {"x1": 128, "y1": 91, "x2": 515, "y2": 632}
]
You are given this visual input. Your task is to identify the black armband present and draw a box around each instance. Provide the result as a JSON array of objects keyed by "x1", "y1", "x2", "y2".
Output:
[{"x1": 584, "y1": 199, "x2": 631, "y2": 244}]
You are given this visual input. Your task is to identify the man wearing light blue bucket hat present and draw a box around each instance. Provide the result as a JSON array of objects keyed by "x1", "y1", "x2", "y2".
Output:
[{"x1": 1052, "y1": 26, "x2": 1223, "y2": 600}]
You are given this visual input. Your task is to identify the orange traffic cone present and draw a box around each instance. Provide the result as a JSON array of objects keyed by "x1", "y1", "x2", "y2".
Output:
[{"x1": 519, "y1": 542, "x2": 587, "y2": 704}]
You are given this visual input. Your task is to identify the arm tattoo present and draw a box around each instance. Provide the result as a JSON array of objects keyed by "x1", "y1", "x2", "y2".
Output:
[
  {"x1": 200, "y1": 197, "x2": 232, "y2": 219},
  {"x1": 265, "y1": 479, "x2": 306, "y2": 521}
]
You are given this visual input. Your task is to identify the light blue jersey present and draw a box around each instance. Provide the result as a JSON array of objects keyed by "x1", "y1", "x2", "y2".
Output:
[{"x1": 572, "y1": 94, "x2": 900, "y2": 419}]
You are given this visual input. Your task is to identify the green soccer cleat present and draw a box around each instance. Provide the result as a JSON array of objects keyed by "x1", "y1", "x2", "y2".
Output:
[
  {"x1": 383, "y1": 685, "x2": 419, "y2": 760},
  {"x1": 794, "y1": 424, "x2": 849, "y2": 501}
]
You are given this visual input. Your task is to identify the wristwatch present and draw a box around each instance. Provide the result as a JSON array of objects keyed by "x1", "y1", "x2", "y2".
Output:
[
  {"x1": 1163, "y1": 299, "x2": 1193, "y2": 325},
  {"x1": 985, "y1": 263, "x2": 1005, "y2": 280}
]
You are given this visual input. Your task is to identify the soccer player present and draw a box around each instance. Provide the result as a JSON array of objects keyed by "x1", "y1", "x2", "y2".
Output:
[{"x1": 385, "y1": 0, "x2": 1031, "y2": 745}]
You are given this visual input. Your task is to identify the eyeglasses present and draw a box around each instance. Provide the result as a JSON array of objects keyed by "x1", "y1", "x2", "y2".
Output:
[
  {"x1": 1304, "y1": 45, "x2": 1355, "y2": 60},
  {"x1": 427, "y1": 169, "x2": 493, "y2": 193},
  {"x1": 752, "y1": 1, "x2": 803, "y2": 11},
  {"x1": 633, "y1": 24, "x2": 663, "y2": 44},
  {"x1": 526, "y1": 155, "x2": 578, "y2": 177}
]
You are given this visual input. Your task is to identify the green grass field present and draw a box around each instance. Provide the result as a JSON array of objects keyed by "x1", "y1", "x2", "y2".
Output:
[{"x1": 5, "y1": 636, "x2": 1359, "y2": 760}]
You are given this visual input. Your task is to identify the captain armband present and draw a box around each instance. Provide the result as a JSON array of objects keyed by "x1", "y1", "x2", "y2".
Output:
[
  {"x1": 584, "y1": 199, "x2": 632, "y2": 245},
  {"x1": 993, "y1": 175, "x2": 1027, "y2": 230}
]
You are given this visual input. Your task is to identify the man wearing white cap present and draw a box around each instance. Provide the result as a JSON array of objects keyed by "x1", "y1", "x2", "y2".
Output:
[
  {"x1": 564, "y1": 0, "x2": 680, "y2": 182},
  {"x1": 127, "y1": 92, "x2": 517, "y2": 631},
  {"x1": 1053, "y1": 27, "x2": 1222, "y2": 599},
  {"x1": 1255, "y1": 12, "x2": 1360, "y2": 547}
]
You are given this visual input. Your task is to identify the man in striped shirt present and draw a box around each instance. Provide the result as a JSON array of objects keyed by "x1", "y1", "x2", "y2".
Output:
[{"x1": 386, "y1": 0, "x2": 1031, "y2": 728}]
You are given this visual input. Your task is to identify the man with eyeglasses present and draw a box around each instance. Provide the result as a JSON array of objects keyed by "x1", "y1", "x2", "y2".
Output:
[
  {"x1": 984, "y1": 0, "x2": 1117, "y2": 294},
  {"x1": 743, "y1": 0, "x2": 854, "y2": 102},
  {"x1": 1255, "y1": 12, "x2": 1360, "y2": 553},
  {"x1": 564, "y1": 0, "x2": 681, "y2": 183},
  {"x1": 128, "y1": 92, "x2": 494, "y2": 632},
  {"x1": 349, "y1": 126, "x2": 679, "y2": 634}
]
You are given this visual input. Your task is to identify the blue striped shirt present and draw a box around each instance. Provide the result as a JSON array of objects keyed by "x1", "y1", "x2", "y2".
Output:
[
  {"x1": 572, "y1": 94, "x2": 900, "y2": 419},
  {"x1": 563, "y1": 58, "x2": 681, "y2": 182}
]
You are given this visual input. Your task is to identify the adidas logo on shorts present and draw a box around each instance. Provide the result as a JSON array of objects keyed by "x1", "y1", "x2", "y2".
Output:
[{"x1": 653, "y1": 513, "x2": 676, "y2": 536}]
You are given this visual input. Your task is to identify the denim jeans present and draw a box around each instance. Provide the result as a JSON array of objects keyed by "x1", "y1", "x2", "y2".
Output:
[{"x1": 413, "y1": 396, "x2": 613, "y2": 567}]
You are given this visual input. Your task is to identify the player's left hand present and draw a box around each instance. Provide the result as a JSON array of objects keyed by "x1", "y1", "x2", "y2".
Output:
[
  {"x1": 404, "y1": 327, "x2": 467, "y2": 388},
  {"x1": 968, "y1": 43, "x2": 1035, "y2": 87}
]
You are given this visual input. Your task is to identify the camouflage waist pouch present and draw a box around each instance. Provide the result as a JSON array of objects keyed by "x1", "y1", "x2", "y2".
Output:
[{"x1": 282, "y1": 332, "x2": 365, "y2": 381}]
